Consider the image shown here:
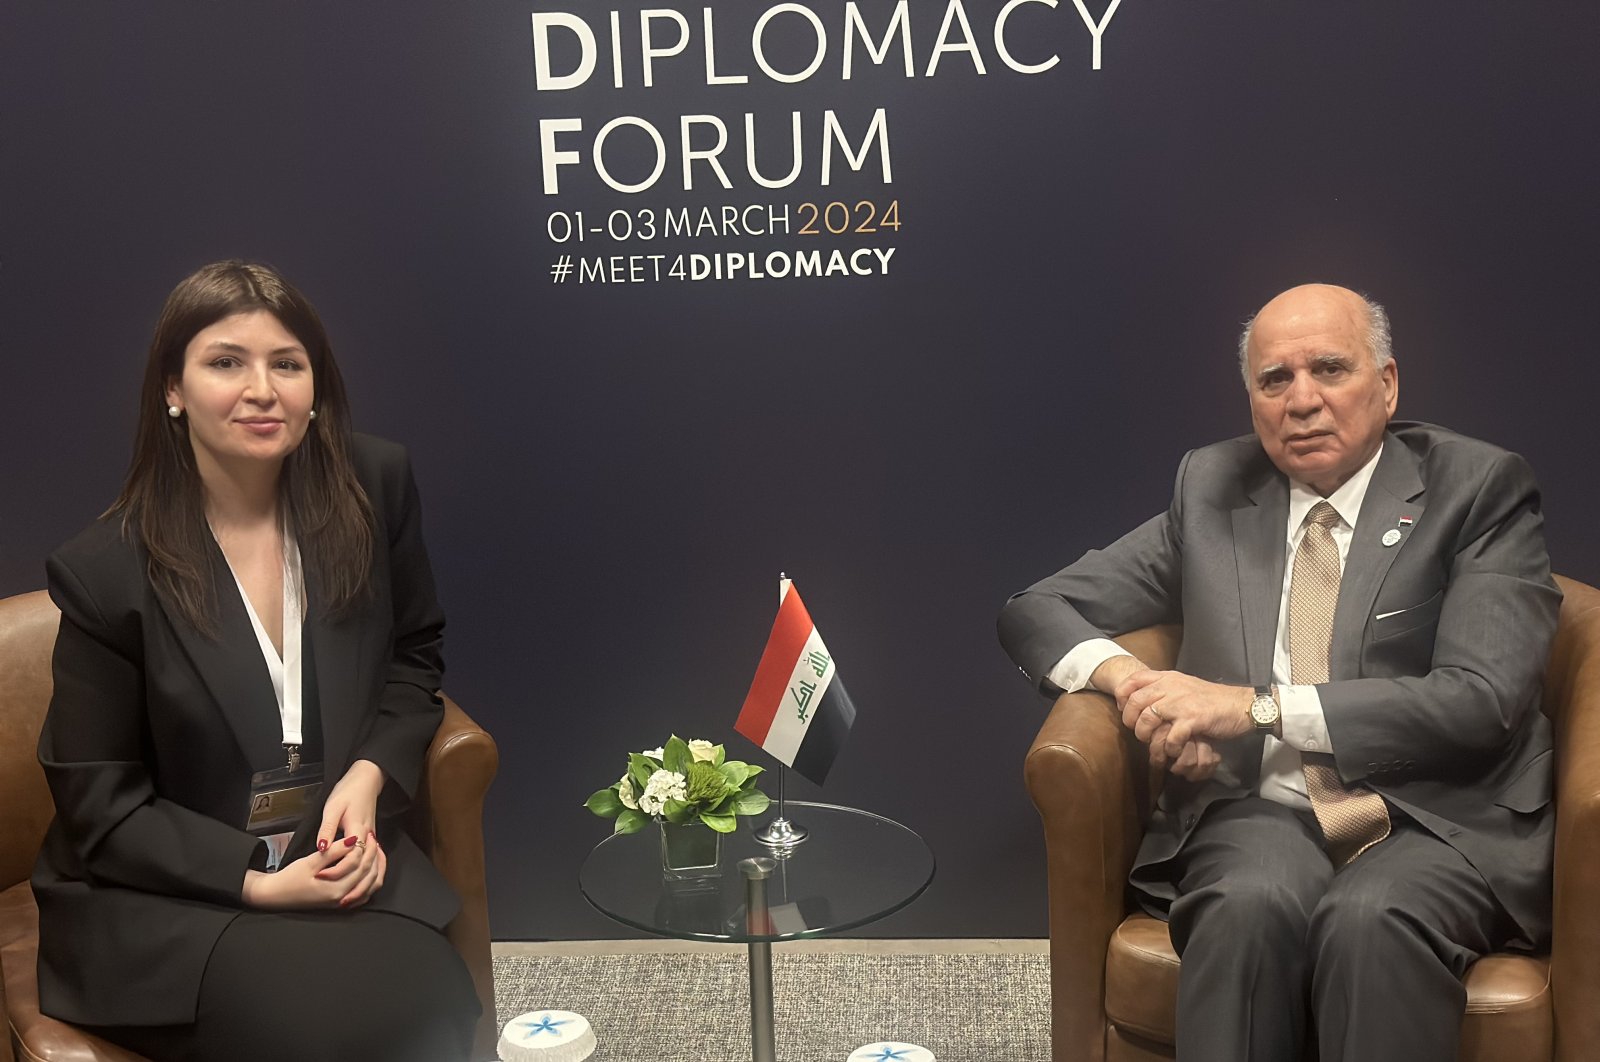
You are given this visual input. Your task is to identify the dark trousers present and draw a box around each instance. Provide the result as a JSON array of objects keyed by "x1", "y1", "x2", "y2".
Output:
[
  {"x1": 87, "y1": 909, "x2": 479, "y2": 1062},
  {"x1": 1161, "y1": 797, "x2": 1504, "y2": 1062}
]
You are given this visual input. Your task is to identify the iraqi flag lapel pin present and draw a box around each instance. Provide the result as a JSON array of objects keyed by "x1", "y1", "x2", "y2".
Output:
[{"x1": 1382, "y1": 515, "x2": 1414, "y2": 548}]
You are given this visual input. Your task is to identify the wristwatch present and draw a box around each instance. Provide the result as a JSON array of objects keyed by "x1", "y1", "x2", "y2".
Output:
[{"x1": 1249, "y1": 684, "x2": 1280, "y2": 730}]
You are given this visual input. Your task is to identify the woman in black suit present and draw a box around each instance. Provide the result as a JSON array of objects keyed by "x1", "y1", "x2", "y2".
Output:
[{"x1": 34, "y1": 261, "x2": 479, "y2": 1061}]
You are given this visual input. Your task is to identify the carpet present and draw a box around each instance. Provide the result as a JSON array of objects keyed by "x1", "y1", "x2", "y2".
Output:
[{"x1": 492, "y1": 949, "x2": 1051, "y2": 1062}]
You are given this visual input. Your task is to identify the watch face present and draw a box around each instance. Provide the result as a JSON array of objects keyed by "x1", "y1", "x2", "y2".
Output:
[{"x1": 1251, "y1": 696, "x2": 1277, "y2": 725}]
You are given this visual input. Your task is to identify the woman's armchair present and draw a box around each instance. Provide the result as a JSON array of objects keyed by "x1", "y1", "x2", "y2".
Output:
[
  {"x1": 1024, "y1": 576, "x2": 1600, "y2": 1062},
  {"x1": 0, "y1": 590, "x2": 502, "y2": 1062},
  {"x1": 414, "y1": 693, "x2": 500, "y2": 1061}
]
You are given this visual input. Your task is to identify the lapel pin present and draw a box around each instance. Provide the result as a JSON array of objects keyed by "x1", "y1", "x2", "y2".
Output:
[{"x1": 1382, "y1": 516, "x2": 1414, "y2": 548}]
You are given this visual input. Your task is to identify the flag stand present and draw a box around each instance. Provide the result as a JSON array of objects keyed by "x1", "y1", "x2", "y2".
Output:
[
  {"x1": 755, "y1": 571, "x2": 809, "y2": 847},
  {"x1": 755, "y1": 764, "x2": 808, "y2": 848}
]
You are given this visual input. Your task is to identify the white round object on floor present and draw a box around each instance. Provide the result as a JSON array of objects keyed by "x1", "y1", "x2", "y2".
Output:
[
  {"x1": 848, "y1": 1043, "x2": 936, "y2": 1062},
  {"x1": 498, "y1": 1010, "x2": 596, "y2": 1062}
]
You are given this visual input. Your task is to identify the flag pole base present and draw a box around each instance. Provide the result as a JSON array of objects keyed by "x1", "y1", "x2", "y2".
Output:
[
  {"x1": 757, "y1": 759, "x2": 807, "y2": 847},
  {"x1": 754, "y1": 816, "x2": 809, "y2": 848}
]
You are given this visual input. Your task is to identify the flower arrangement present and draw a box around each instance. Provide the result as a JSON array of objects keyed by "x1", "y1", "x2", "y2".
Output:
[{"x1": 585, "y1": 735, "x2": 771, "y2": 834}]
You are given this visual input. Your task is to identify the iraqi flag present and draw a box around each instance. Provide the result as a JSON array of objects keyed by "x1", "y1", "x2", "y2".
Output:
[{"x1": 734, "y1": 579, "x2": 857, "y2": 785}]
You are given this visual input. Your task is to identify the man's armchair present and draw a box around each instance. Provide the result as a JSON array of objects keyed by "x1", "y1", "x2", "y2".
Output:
[
  {"x1": 1025, "y1": 574, "x2": 1600, "y2": 1062},
  {"x1": 0, "y1": 590, "x2": 502, "y2": 1062}
]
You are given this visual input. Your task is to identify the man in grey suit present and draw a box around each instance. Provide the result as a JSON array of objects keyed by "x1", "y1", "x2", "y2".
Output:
[{"x1": 999, "y1": 284, "x2": 1558, "y2": 1062}]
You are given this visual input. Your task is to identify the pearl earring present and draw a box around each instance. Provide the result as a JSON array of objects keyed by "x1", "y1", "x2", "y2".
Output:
[
  {"x1": 308, "y1": 409, "x2": 318, "y2": 421},
  {"x1": 167, "y1": 405, "x2": 181, "y2": 418}
]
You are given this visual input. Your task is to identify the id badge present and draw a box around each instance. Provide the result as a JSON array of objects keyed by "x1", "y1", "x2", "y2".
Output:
[{"x1": 246, "y1": 761, "x2": 324, "y2": 836}]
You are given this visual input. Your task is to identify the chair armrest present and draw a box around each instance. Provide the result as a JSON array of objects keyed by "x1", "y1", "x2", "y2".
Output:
[
  {"x1": 1026, "y1": 687, "x2": 1142, "y2": 1062},
  {"x1": 1, "y1": 963, "x2": 13, "y2": 1062},
  {"x1": 415, "y1": 694, "x2": 499, "y2": 1062},
  {"x1": 1549, "y1": 584, "x2": 1600, "y2": 1062},
  {"x1": 1022, "y1": 623, "x2": 1179, "y2": 1062}
]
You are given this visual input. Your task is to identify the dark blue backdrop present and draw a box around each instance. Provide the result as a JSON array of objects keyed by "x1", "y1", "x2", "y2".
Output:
[{"x1": 3, "y1": 1, "x2": 1596, "y2": 940}]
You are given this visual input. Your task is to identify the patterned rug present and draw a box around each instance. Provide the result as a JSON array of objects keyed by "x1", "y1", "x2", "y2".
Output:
[{"x1": 492, "y1": 949, "x2": 1051, "y2": 1062}]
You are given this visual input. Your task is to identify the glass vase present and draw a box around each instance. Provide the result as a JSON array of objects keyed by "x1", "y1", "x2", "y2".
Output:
[{"x1": 659, "y1": 819, "x2": 721, "y2": 878}]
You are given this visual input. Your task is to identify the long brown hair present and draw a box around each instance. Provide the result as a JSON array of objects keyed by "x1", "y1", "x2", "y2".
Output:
[{"x1": 109, "y1": 260, "x2": 375, "y2": 632}]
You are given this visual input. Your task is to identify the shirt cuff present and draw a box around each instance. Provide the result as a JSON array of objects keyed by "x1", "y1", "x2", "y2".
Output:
[
  {"x1": 1278, "y1": 684, "x2": 1334, "y2": 753},
  {"x1": 1047, "y1": 638, "x2": 1130, "y2": 694}
]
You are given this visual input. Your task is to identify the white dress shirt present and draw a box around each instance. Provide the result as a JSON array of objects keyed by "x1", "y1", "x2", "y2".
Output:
[{"x1": 1046, "y1": 446, "x2": 1385, "y2": 809}]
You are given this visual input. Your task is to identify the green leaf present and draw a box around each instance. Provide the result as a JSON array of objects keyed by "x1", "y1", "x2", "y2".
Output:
[
  {"x1": 662, "y1": 798, "x2": 691, "y2": 824},
  {"x1": 584, "y1": 788, "x2": 623, "y2": 817},
  {"x1": 700, "y1": 811, "x2": 737, "y2": 833},
  {"x1": 663, "y1": 735, "x2": 690, "y2": 774},
  {"x1": 713, "y1": 744, "x2": 726, "y2": 767},
  {"x1": 717, "y1": 762, "x2": 752, "y2": 788},
  {"x1": 627, "y1": 754, "x2": 656, "y2": 792},
  {"x1": 614, "y1": 808, "x2": 648, "y2": 834},
  {"x1": 730, "y1": 790, "x2": 770, "y2": 816}
]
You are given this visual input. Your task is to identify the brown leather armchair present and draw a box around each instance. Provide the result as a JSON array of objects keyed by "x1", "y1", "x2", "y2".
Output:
[
  {"x1": 0, "y1": 590, "x2": 502, "y2": 1062},
  {"x1": 1025, "y1": 574, "x2": 1600, "y2": 1062}
]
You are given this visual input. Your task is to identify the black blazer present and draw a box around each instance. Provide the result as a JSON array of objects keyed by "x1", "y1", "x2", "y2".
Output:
[
  {"x1": 33, "y1": 434, "x2": 459, "y2": 1027},
  {"x1": 999, "y1": 422, "x2": 1560, "y2": 947}
]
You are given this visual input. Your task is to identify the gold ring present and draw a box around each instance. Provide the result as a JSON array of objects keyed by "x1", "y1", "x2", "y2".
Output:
[
  {"x1": 355, "y1": 839, "x2": 368, "y2": 849},
  {"x1": 1146, "y1": 705, "x2": 1162, "y2": 721}
]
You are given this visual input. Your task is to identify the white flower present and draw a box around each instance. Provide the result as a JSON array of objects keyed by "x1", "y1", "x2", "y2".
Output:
[
  {"x1": 617, "y1": 775, "x2": 638, "y2": 810},
  {"x1": 687, "y1": 739, "x2": 718, "y2": 763},
  {"x1": 638, "y1": 769, "x2": 688, "y2": 816},
  {"x1": 640, "y1": 747, "x2": 665, "y2": 761}
]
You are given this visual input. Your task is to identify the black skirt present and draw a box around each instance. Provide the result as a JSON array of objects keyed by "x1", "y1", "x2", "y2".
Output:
[{"x1": 84, "y1": 909, "x2": 479, "y2": 1062}]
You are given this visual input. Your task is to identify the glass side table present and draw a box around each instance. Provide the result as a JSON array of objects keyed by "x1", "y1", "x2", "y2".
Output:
[{"x1": 579, "y1": 801, "x2": 935, "y2": 1062}]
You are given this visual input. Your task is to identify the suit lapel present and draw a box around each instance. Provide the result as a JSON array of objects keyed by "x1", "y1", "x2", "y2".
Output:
[
  {"x1": 306, "y1": 577, "x2": 376, "y2": 775},
  {"x1": 1330, "y1": 438, "x2": 1426, "y2": 679},
  {"x1": 158, "y1": 541, "x2": 285, "y2": 773},
  {"x1": 1227, "y1": 467, "x2": 1287, "y2": 791},
  {"x1": 1233, "y1": 470, "x2": 1289, "y2": 685}
]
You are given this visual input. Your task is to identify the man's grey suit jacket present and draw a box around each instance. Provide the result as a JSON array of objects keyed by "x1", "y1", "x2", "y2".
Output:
[{"x1": 998, "y1": 420, "x2": 1560, "y2": 947}]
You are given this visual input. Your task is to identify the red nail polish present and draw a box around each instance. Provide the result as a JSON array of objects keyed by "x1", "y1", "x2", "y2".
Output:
[
  {"x1": 317, "y1": 839, "x2": 329, "y2": 853},
  {"x1": 344, "y1": 835, "x2": 359, "y2": 847}
]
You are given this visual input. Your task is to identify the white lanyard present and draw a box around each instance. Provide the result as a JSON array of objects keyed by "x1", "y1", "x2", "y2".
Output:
[{"x1": 219, "y1": 525, "x2": 305, "y2": 750}]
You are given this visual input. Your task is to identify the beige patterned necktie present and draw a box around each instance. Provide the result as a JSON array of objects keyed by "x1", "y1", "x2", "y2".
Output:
[{"x1": 1290, "y1": 501, "x2": 1391, "y2": 865}]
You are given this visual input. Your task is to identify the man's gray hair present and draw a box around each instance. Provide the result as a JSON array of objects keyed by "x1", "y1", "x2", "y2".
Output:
[{"x1": 1236, "y1": 293, "x2": 1393, "y2": 386}]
